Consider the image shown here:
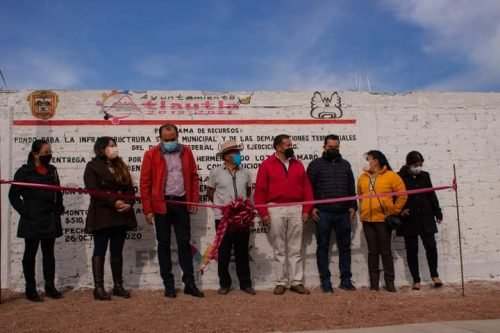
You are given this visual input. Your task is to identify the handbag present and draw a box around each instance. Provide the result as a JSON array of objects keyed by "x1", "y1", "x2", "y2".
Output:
[
  {"x1": 384, "y1": 214, "x2": 404, "y2": 230},
  {"x1": 369, "y1": 178, "x2": 404, "y2": 230}
]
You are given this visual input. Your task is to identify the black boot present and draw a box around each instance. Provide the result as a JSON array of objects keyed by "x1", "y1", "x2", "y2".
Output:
[
  {"x1": 92, "y1": 256, "x2": 111, "y2": 301},
  {"x1": 45, "y1": 282, "x2": 62, "y2": 299},
  {"x1": 23, "y1": 258, "x2": 41, "y2": 302},
  {"x1": 184, "y1": 278, "x2": 204, "y2": 298},
  {"x1": 43, "y1": 255, "x2": 62, "y2": 299},
  {"x1": 110, "y1": 257, "x2": 130, "y2": 298}
]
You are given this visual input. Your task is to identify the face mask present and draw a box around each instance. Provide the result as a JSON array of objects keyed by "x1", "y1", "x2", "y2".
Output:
[
  {"x1": 232, "y1": 153, "x2": 242, "y2": 166},
  {"x1": 39, "y1": 154, "x2": 52, "y2": 165},
  {"x1": 326, "y1": 148, "x2": 339, "y2": 160},
  {"x1": 362, "y1": 160, "x2": 371, "y2": 172},
  {"x1": 284, "y1": 148, "x2": 294, "y2": 159},
  {"x1": 163, "y1": 141, "x2": 178, "y2": 153},
  {"x1": 106, "y1": 147, "x2": 119, "y2": 160},
  {"x1": 410, "y1": 166, "x2": 422, "y2": 175}
]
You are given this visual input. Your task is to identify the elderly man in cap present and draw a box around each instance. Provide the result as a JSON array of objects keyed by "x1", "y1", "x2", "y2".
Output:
[{"x1": 207, "y1": 140, "x2": 256, "y2": 295}]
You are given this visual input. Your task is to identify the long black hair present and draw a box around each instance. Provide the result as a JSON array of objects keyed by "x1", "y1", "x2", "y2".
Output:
[
  {"x1": 94, "y1": 136, "x2": 132, "y2": 185},
  {"x1": 366, "y1": 150, "x2": 392, "y2": 171},
  {"x1": 27, "y1": 139, "x2": 49, "y2": 163}
]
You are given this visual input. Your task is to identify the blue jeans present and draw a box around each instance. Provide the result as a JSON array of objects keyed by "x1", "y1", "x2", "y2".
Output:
[{"x1": 316, "y1": 210, "x2": 352, "y2": 283}]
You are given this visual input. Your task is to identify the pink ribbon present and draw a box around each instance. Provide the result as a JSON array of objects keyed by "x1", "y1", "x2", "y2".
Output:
[
  {"x1": 2, "y1": 178, "x2": 457, "y2": 274},
  {"x1": 200, "y1": 197, "x2": 255, "y2": 274},
  {"x1": 0, "y1": 179, "x2": 456, "y2": 208}
]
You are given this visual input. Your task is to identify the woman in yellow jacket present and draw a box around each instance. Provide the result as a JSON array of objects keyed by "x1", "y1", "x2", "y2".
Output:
[{"x1": 358, "y1": 150, "x2": 407, "y2": 292}]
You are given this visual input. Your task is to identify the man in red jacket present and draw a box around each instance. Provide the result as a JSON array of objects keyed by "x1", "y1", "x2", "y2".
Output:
[
  {"x1": 140, "y1": 123, "x2": 203, "y2": 298},
  {"x1": 254, "y1": 134, "x2": 313, "y2": 295}
]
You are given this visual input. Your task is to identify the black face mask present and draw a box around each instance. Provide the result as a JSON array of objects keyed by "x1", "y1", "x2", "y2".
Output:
[
  {"x1": 284, "y1": 148, "x2": 294, "y2": 159},
  {"x1": 39, "y1": 154, "x2": 52, "y2": 165},
  {"x1": 326, "y1": 148, "x2": 339, "y2": 160}
]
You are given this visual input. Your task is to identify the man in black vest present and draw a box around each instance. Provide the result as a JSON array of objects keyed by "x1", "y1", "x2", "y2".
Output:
[{"x1": 307, "y1": 134, "x2": 357, "y2": 293}]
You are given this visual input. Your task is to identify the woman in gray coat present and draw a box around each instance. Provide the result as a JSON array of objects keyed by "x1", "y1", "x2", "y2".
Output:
[{"x1": 84, "y1": 137, "x2": 137, "y2": 300}]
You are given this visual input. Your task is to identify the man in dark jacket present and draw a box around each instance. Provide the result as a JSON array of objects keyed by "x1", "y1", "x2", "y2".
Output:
[{"x1": 307, "y1": 134, "x2": 357, "y2": 293}]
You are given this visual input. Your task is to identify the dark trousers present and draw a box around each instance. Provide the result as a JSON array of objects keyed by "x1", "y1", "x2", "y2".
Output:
[
  {"x1": 154, "y1": 202, "x2": 194, "y2": 288},
  {"x1": 23, "y1": 238, "x2": 56, "y2": 286},
  {"x1": 93, "y1": 227, "x2": 127, "y2": 258},
  {"x1": 404, "y1": 233, "x2": 439, "y2": 283},
  {"x1": 215, "y1": 219, "x2": 252, "y2": 289},
  {"x1": 315, "y1": 211, "x2": 352, "y2": 283},
  {"x1": 362, "y1": 222, "x2": 394, "y2": 286}
]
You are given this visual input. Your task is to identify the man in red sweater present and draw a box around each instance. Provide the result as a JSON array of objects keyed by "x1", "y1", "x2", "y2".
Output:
[
  {"x1": 254, "y1": 134, "x2": 314, "y2": 295},
  {"x1": 140, "y1": 123, "x2": 203, "y2": 298}
]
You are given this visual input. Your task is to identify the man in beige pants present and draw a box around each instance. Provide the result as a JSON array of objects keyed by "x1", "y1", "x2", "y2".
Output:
[{"x1": 254, "y1": 134, "x2": 314, "y2": 295}]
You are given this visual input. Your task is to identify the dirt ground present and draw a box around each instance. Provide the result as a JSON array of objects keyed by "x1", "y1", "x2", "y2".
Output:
[{"x1": 1, "y1": 281, "x2": 499, "y2": 333}]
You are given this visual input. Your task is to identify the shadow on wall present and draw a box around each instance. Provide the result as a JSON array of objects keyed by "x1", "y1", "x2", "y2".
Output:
[{"x1": 55, "y1": 234, "x2": 90, "y2": 291}]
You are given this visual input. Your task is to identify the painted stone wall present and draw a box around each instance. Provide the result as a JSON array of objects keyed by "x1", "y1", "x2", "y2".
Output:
[{"x1": 1, "y1": 90, "x2": 499, "y2": 290}]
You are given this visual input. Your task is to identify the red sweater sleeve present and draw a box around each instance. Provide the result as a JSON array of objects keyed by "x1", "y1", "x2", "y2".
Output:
[
  {"x1": 140, "y1": 150, "x2": 153, "y2": 215},
  {"x1": 302, "y1": 167, "x2": 314, "y2": 214}
]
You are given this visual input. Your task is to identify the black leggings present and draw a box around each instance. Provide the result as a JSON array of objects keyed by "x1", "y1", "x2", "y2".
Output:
[
  {"x1": 24, "y1": 238, "x2": 56, "y2": 262},
  {"x1": 23, "y1": 238, "x2": 56, "y2": 284},
  {"x1": 404, "y1": 233, "x2": 439, "y2": 283},
  {"x1": 92, "y1": 227, "x2": 127, "y2": 258}
]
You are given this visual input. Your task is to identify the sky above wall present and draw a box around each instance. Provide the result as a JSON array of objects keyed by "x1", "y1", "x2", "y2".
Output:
[{"x1": 1, "y1": 0, "x2": 500, "y2": 92}]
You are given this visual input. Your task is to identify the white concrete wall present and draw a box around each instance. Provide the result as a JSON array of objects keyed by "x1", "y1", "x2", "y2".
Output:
[{"x1": 1, "y1": 90, "x2": 499, "y2": 290}]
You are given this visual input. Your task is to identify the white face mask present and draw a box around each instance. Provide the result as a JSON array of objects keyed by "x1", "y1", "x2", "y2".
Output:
[
  {"x1": 362, "y1": 160, "x2": 371, "y2": 172},
  {"x1": 410, "y1": 166, "x2": 422, "y2": 175},
  {"x1": 106, "y1": 147, "x2": 119, "y2": 160}
]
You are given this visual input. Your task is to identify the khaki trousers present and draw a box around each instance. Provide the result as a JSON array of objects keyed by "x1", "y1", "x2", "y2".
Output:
[{"x1": 267, "y1": 205, "x2": 304, "y2": 287}]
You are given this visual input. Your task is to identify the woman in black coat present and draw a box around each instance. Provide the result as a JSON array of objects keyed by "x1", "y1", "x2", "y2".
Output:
[
  {"x1": 397, "y1": 151, "x2": 443, "y2": 290},
  {"x1": 84, "y1": 137, "x2": 137, "y2": 300},
  {"x1": 9, "y1": 139, "x2": 64, "y2": 301}
]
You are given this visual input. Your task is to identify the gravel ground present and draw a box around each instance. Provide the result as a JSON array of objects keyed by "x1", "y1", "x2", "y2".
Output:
[{"x1": 0, "y1": 281, "x2": 499, "y2": 333}]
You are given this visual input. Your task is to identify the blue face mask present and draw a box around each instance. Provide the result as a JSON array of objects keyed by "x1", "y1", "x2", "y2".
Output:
[
  {"x1": 232, "y1": 153, "x2": 242, "y2": 166},
  {"x1": 163, "y1": 141, "x2": 178, "y2": 153}
]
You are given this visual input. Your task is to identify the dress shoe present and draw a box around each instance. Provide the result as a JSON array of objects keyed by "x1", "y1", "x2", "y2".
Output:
[
  {"x1": 432, "y1": 277, "x2": 443, "y2": 288},
  {"x1": 290, "y1": 284, "x2": 310, "y2": 295},
  {"x1": 218, "y1": 287, "x2": 231, "y2": 295},
  {"x1": 412, "y1": 283, "x2": 421, "y2": 290},
  {"x1": 339, "y1": 280, "x2": 356, "y2": 291},
  {"x1": 320, "y1": 280, "x2": 333, "y2": 293},
  {"x1": 321, "y1": 286, "x2": 333, "y2": 293},
  {"x1": 164, "y1": 287, "x2": 177, "y2": 298},
  {"x1": 385, "y1": 284, "x2": 397, "y2": 293},
  {"x1": 273, "y1": 285, "x2": 286, "y2": 295},
  {"x1": 184, "y1": 283, "x2": 205, "y2": 298},
  {"x1": 241, "y1": 287, "x2": 256, "y2": 295}
]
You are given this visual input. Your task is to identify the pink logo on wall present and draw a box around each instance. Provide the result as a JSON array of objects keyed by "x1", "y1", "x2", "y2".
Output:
[{"x1": 96, "y1": 90, "x2": 245, "y2": 124}]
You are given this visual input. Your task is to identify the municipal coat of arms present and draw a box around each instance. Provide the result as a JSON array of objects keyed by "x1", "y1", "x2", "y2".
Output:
[{"x1": 27, "y1": 90, "x2": 59, "y2": 120}]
